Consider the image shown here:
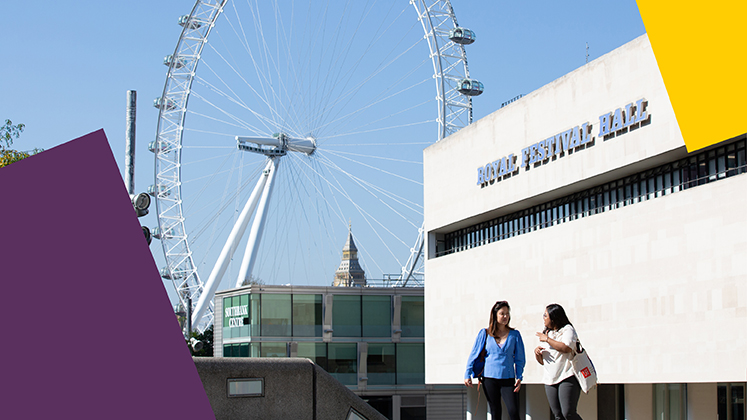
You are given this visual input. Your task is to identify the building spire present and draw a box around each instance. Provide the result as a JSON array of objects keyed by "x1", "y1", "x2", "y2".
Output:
[{"x1": 333, "y1": 222, "x2": 366, "y2": 287}]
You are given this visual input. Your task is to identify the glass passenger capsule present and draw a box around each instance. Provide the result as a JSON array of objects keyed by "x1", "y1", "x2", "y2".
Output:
[
  {"x1": 178, "y1": 15, "x2": 203, "y2": 29},
  {"x1": 160, "y1": 267, "x2": 185, "y2": 280},
  {"x1": 457, "y1": 79, "x2": 484, "y2": 96},
  {"x1": 148, "y1": 140, "x2": 168, "y2": 153},
  {"x1": 163, "y1": 54, "x2": 186, "y2": 69},
  {"x1": 153, "y1": 97, "x2": 177, "y2": 111},
  {"x1": 148, "y1": 184, "x2": 170, "y2": 197},
  {"x1": 449, "y1": 27, "x2": 476, "y2": 45},
  {"x1": 151, "y1": 227, "x2": 174, "y2": 240}
]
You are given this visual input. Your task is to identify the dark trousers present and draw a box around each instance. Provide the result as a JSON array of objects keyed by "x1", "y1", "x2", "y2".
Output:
[
  {"x1": 545, "y1": 375, "x2": 583, "y2": 420},
  {"x1": 481, "y1": 377, "x2": 519, "y2": 420}
]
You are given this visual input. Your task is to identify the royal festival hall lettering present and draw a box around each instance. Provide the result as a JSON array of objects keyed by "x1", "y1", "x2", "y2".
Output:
[
  {"x1": 225, "y1": 304, "x2": 249, "y2": 328},
  {"x1": 477, "y1": 99, "x2": 649, "y2": 186}
]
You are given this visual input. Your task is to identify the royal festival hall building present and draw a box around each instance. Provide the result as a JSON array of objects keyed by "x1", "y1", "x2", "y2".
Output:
[{"x1": 423, "y1": 34, "x2": 746, "y2": 419}]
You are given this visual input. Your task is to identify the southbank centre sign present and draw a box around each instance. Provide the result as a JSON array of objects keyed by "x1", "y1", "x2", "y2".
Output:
[
  {"x1": 225, "y1": 302, "x2": 249, "y2": 327},
  {"x1": 477, "y1": 99, "x2": 650, "y2": 186}
]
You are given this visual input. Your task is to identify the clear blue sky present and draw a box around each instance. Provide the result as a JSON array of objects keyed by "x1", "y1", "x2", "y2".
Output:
[{"x1": 2, "y1": 1, "x2": 645, "y2": 308}]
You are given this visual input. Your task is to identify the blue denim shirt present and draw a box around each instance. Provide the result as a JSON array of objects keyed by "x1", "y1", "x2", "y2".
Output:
[{"x1": 464, "y1": 328, "x2": 526, "y2": 380}]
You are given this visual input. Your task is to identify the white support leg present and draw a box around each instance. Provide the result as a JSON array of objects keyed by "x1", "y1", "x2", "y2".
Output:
[
  {"x1": 400, "y1": 222, "x2": 425, "y2": 286},
  {"x1": 191, "y1": 158, "x2": 273, "y2": 330},
  {"x1": 236, "y1": 157, "x2": 280, "y2": 287}
]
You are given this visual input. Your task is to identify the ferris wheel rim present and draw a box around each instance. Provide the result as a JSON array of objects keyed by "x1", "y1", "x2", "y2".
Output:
[{"x1": 152, "y1": 0, "x2": 474, "y2": 331}]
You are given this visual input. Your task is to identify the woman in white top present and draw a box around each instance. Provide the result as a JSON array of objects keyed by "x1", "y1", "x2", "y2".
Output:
[{"x1": 534, "y1": 303, "x2": 583, "y2": 420}]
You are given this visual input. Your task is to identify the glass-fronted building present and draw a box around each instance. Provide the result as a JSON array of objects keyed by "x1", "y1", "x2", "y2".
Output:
[{"x1": 215, "y1": 285, "x2": 466, "y2": 420}]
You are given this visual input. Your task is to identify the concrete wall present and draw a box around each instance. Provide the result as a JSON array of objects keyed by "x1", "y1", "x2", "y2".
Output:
[
  {"x1": 422, "y1": 33, "x2": 747, "y2": 386},
  {"x1": 193, "y1": 357, "x2": 386, "y2": 420}
]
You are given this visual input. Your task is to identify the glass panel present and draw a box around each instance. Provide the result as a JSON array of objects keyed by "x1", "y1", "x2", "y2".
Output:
[
  {"x1": 717, "y1": 150, "x2": 726, "y2": 179},
  {"x1": 364, "y1": 397, "x2": 393, "y2": 419},
  {"x1": 238, "y1": 342, "x2": 249, "y2": 357},
  {"x1": 260, "y1": 342, "x2": 287, "y2": 357},
  {"x1": 733, "y1": 384, "x2": 745, "y2": 420},
  {"x1": 727, "y1": 144, "x2": 737, "y2": 176},
  {"x1": 648, "y1": 177, "x2": 655, "y2": 200},
  {"x1": 328, "y1": 343, "x2": 358, "y2": 385},
  {"x1": 625, "y1": 184, "x2": 632, "y2": 205},
  {"x1": 397, "y1": 343, "x2": 425, "y2": 385},
  {"x1": 223, "y1": 295, "x2": 250, "y2": 339},
  {"x1": 363, "y1": 295, "x2": 391, "y2": 337},
  {"x1": 589, "y1": 194, "x2": 597, "y2": 214},
  {"x1": 367, "y1": 343, "x2": 396, "y2": 385},
  {"x1": 228, "y1": 379, "x2": 263, "y2": 397},
  {"x1": 222, "y1": 296, "x2": 232, "y2": 340},
  {"x1": 668, "y1": 383, "x2": 683, "y2": 420},
  {"x1": 603, "y1": 189, "x2": 610, "y2": 211},
  {"x1": 250, "y1": 343, "x2": 260, "y2": 357},
  {"x1": 718, "y1": 385, "x2": 727, "y2": 420},
  {"x1": 654, "y1": 383, "x2": 666, "y2": 420},
  {"x1": 293, "y1": 294, "x2": 323, "y2": 337},
  {"x1": 224, "y1": 343, "x2": 250, "y2": 358},
  {"x1": 698, "y1": 154, "x2": 707, "y2": 185},
  {"x1": 261, "y1": 294, "x2": 292, "y2": 336},
  {"x1": 655, "y1": 174, "x2": 663, "y2": 197},
  {"x1": 401, "y1": 296, "x2": 424, "y2": 337},
  {"x1": 250, "y1": 294, "x2": 261, "y2": 336},
  {"x1": 401, "y1": 406, "x2": 427, "y2": 420},
  {"x1": 399, "y1": 407, "x2": 426, "y2": 420},
  {"x1": 239, "y1": 294, "x2": 250, "y2": 337},
  {"x1": 708, "y1": 154, "x2": 717, "y2": 181},
  {"x1": 333, "y1": 295, "x2": 362, "y2": 337},
  {"x1": 296, "y1": 342, "x2": 327, "y2": 370}
]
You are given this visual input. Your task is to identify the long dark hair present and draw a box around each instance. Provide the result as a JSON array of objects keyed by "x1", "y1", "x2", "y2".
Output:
[
  {"x1": 543, "y1": 303, "x2": 572, "y2": 334},
  {"x1": 487, "y1": 300, "x2": 513, "y2": 337}
]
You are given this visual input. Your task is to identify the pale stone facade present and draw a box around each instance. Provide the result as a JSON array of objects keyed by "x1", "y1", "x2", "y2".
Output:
[{"x1": 423, "y1": 34, "x2": 746, "y2": 419}]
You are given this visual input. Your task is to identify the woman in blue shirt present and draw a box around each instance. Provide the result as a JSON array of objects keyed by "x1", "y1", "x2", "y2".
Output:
[{"x1": 464, "y1": 301, "x2": 525, "y2": 420}]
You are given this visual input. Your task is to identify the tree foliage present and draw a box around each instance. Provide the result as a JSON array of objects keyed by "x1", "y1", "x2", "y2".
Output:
[
  {"x1": 1, "y1": 119, "x2": 25, "y2": 151},
  {"x1": 0, "y1": 149, "x2": 31, "y2": 168},
  {"x1": 0, "y1": 119, "x2": 41, "y2": 169},
  {"x1": 241, "y1": 274, "x2": 265, "y2": 287}
]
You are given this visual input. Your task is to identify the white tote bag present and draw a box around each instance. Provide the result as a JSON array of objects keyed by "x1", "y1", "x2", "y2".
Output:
[{"x1": 571, "y1": 341, "x2": 598, "y2": 393}]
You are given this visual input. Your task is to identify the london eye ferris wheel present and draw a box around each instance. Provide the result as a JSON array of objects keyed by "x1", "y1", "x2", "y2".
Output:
[{"x1": 151, "y1": 0, "x2": 483, "y2": 332}]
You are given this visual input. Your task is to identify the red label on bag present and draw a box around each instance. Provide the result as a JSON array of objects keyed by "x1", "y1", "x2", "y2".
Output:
[{"x1": 581, "y1": 367, "x2": 591, "y2": 378}]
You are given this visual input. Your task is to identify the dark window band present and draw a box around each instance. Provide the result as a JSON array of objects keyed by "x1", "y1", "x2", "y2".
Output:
[{"x1": 436, "y1": 136, "x2": 746, "y2": 258}]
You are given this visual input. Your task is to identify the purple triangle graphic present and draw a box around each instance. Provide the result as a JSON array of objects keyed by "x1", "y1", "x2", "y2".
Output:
[{"x1": 0, "y1": 130, "x2": 215, "y2": 419}]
